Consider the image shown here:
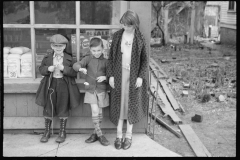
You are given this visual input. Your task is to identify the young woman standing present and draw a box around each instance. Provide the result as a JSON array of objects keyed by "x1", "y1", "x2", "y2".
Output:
[{"x1": 107, "y1": 10, "x2": 149, "y2": 150}]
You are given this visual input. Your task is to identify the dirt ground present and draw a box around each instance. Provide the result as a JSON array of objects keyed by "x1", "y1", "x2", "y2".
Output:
[{"x1": 147, "y1": 40, "x2": 236, "y2": 157}]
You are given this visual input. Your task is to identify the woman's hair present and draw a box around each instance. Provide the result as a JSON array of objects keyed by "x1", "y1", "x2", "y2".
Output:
[
  {"x1": 89, "y1": 37, "x2": 104, "y2": 48},
  {"x1": 120, "y1": 10, "x2": 140, "y2": 29}
]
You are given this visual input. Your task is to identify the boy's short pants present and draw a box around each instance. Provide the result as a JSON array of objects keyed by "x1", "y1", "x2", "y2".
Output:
[{"x1": 84, "y1": 91, "x2": 109, "y2": 108}]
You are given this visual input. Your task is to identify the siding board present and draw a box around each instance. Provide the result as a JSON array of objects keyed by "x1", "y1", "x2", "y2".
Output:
[
  {"x1": 220, "y1": 1, "x2": 236, "y2": 26},
  {"x1": 27, "y1": 94, "x2": 40, "y2": 117},
  {"x1": 16, "y1": 94, "x2": 28, "y2": 116},
  {"x1": 4, "y1": 94, "x2": 17, "y2": 116}
]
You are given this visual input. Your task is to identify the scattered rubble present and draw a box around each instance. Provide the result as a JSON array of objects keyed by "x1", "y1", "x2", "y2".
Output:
[
  {"x1": 191, "y1": 114, "x2": 203, "y2": 122},
  {"x1": 218, "y1": 95, "x2": 225, "y2": 102}
]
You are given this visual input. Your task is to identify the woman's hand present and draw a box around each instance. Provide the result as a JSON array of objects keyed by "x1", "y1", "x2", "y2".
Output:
[
  {"x1": 135, "y1": 77, "x2": 143, "y2": 88},
  {"x1": 109, "y1": 77, "x2": 115, "y2": 88}
]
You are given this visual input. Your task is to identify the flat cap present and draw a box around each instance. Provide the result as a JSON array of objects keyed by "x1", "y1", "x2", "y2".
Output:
[{"x1": 50, "y1": 34, "x2": 68, "y2": 44}]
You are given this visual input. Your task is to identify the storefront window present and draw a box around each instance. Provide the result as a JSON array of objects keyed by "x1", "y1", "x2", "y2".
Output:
[
  {"x1": 4, "y1": 1, "x2": 125, "y2": 80},
  {"x1": 80, "y1": 1, "x2": 120, "y2": 25},
  {"x1": 35, "y1": 29, "x2": 76, "y2": 78},
  {"x1": 3, "y1": 28, "x2": 32, "y2": 78},
  {"x1": 34, "y1": 1, "x2": 75, "y2": 24},
  {"x1": 71, "y1": 29, "x2": 118, "y2": 61},
  {"x1": 3, "y1": 1, "x2": 30, "y2": 24}
]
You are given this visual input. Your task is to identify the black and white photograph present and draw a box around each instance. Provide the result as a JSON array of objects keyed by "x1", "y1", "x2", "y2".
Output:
[{"x1": 2, "y1": 1, "x2": 236, "y2": 157}]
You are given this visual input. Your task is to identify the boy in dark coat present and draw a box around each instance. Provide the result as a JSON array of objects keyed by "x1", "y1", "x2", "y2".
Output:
[{"x1": 36, "y1": 34, "x2": 81, "y2": 143}]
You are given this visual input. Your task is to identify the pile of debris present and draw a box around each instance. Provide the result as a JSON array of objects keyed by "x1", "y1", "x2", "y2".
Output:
[{"x1": 148, "y1": 58, "x2": 212, "y2": 157}]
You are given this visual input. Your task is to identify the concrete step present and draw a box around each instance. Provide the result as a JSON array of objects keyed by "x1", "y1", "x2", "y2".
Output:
[{"x1": 3, "y1": 133, "x2": 181, "y2": 157}]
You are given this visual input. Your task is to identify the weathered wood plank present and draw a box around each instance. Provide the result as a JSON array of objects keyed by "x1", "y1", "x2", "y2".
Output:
[
  {"x1": 27, "y1": 94, "x2": 39, "y2": 116},
  {"x1": 102, "y1": 106, "x2": 110, "y2": 117},
  {"x1": 149, "y1": 58, "x2": 168, "y2": 78},
  {"x1": 38, "y1": 105, "x2": 43, "y2": 117},
  {"x1": 149, "y1": 62, "x2": 166, "y2": 79},
  {"x1": 3, "y1": 117, "x2": 146, "y2": 133},
  {"x1": 179, "y1": 124, "x2": 212, "y2": 157},
  {"x1": 149, "y1": 112, "x2": 181, "y2": 138},
  {"x1": 159, "y1": 79, "x2": 180, "y2": 111},
  {"x1": 16, "y1": 94, "x2": 28, "y2": 116},
  {"x1": 71, "y1": 93, "x2": 84, "y2": 117},
  {"x1": 4, "y1": 94, "x2": 17, "y2": 116},
  {"x1": 149, "y1": 73, "x2": 182, "y2": 124},
  {"x1": 149, "y1": 58, "x2": 180, "y2": 111}
]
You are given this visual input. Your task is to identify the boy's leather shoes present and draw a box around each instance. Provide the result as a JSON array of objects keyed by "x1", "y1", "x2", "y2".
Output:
[
  {"x1": 123, "y1": 137, "x2": 132, "y2": 150},
  {"x1": 98, "y1": 135, "x2": 110, "y2": 146},
  {"x1": 85, "y1": 134, "x2": 98, "y2": 143},
  {"x1": 114, "y1": 138, "x2": 123, "y2": 150}
]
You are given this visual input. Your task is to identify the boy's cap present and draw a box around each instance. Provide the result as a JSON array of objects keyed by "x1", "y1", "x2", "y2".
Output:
[{"x1": 50, "y1": 34, "x2": 68, "y2": 44}]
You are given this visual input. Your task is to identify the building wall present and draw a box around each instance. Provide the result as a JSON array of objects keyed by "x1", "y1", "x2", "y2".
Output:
[
  {"x1": 3, "y1": 93, "x2": 146, "y2": 132},
  {"x1": 219, "y1": 1, "x2": 236, "y2": 45},
  {"x1": 220, "y1": 27, "x2": 236, "y2": 45},
  {"x1": 220, "y1": 1, "x2": 236, "y2": 27}
]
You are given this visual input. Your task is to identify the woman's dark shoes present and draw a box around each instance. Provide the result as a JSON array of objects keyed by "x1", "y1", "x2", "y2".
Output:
[
  {"x1": 85, "y1": 133, "x2": 98, "y2": 143},
  {"x1": 98, "y1": 135, "x2": 110, "y2": 146},
  {"x1": 123, "y1": 137, "x2": 132, "y2": 150},
  {"x1": 114, "y1": 138, "x2": 123, "y2": 150}
]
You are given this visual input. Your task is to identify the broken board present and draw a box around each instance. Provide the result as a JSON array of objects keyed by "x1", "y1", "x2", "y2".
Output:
[
  {"x1": 179, "y1": 124, "x2": 212, "y2": 157},
  {"x1": 149, "y1": 58, "x2": 168, "y2": 78},
  {"x1": 149, "y1": 58, "x2": 180, "y2": 111},
  {"x1": 149, "y1": 61, "x2": 167, "y2": 79},
  {"x1": 149, "y1": 72, "x2": 182, "y2": 124},
  {"x1": 159, "y1": 79, "x2": 180, "y2": 111},
  {"x1": 149, "y1": 112, "x2": 181, "y2": 138}
]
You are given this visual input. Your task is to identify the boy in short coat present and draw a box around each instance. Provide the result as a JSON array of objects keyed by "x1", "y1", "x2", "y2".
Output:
[{"x1": 36, "y1": 34, "x2": 81, "y2": 143}]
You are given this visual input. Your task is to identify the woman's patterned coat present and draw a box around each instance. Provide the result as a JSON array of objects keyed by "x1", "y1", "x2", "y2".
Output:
[{"x1": 107, "y1": 28, "x2": 149, "y2": 125}]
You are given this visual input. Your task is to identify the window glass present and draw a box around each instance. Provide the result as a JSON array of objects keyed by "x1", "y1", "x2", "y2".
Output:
[
  {"x1": 35, "y1": 1, "x2": 75, "y2": 24},
  {"x1": 80, "y1": 1, "x2": 120, "y2": 25},
  {"x1": 3, "y1": 28, "x2": 32, "y2": 78},
  {"x1": 228, "y1": 1, "x2": 235, "y2": 10},
  {"x1": 3, "y1": 1, "x2": 30, "y2": 24},
  {"x1": 35, "y1": 29, "x2": 76, "y2": 78}
]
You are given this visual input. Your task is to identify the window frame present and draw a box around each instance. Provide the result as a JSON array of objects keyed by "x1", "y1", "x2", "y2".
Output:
[
  {"x1": 4, "y1": 1, "x2": 128, "y2": 93},
  {"x1": 228, "y1": 1, "x2": 236, "y2": 12},
  {"x1": 3, "y1": 1, "x2": 127, "y2": 82}
]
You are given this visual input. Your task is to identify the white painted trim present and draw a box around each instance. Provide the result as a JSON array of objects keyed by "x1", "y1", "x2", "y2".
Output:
[{"x1": 120, "y1": 1, "x2": 128, "y2": 18}]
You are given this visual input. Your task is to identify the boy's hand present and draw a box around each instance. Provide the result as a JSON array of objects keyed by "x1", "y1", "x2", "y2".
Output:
[
  {"x1": 96, "y1": 76, "x2": 106, "y2": 83},
  {"x1": 135, "y1": 77, "x2": 143, "y2": 88},
  {"x1": 109, "y1": 77, "x2": 115, "y2": 88},
  {"x1": 79, "y1": 68, "x2": 87, "y2": 74},
  {"x1": 57, "y1": 64, "x2": 64, "y2": 71},
  {"x1": 48, "y1": 66, "x2": 55, "y2": 72}
]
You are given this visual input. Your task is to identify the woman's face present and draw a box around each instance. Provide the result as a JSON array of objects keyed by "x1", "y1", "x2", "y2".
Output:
[{"x1": 122, "y1": 24, "x2": 135, "y2": 33}]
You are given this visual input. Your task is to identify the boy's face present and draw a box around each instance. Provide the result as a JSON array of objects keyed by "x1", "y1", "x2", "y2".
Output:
[
  {"x1": 51, "y1": 43, "x2": 66, "y2": 55},
  {"x1": 90, "y1": 45, "x2": 103, "y2": 58}
]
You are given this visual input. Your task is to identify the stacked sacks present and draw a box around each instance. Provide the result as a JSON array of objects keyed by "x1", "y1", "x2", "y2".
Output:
[
  {"x1": 7, "y1": 46, "x2": 31, "y2": 78},
  {"x1": 4, "y1": 47, "x2": 11, "y2": 78},
  {"x1": 19, "y1": 51, "x2": 32, "y2": 77}
]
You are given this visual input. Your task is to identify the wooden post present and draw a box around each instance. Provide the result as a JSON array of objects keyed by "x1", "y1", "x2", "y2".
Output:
[
  {"x1": 164, "y1": 8, "x2": 169, "y2": 44},
  {"x1": 190, "y1": 3, "x2": 195, "y2": 44}
]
